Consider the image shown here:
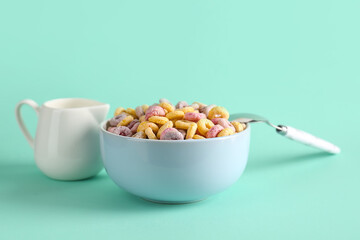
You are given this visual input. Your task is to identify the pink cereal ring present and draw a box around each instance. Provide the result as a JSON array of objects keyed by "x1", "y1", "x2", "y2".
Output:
[
  {"x1": 113, "y1": 126, "x2": 132, "y2": 137},
  {"x1": 107, "y1": 127, "x2": 117, "y2": 133},
  {"x1": 206, "y1": 125, "x2": 224, "y2": 138},
  {"x1": 145, "y1": 106, "x2": 166, "y2": 120},
  {"x1": 184, "y1": 112, "x2": 206, "y2": 122},
  {"x1": 211, "y1": 118, "x2": 235, "y2": 131},
  {"x1": 160, "y1": 128, "x2": 184, "y2": 140}
]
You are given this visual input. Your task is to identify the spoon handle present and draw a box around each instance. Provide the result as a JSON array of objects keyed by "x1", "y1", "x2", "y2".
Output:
[{"x1": 276, "y1": 125, "x2": 341, "y2": 154}]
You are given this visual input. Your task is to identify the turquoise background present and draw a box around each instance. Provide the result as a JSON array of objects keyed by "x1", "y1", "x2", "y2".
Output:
[{"x1": 1, "y1": 0, "x2": 359, "y2": 239}]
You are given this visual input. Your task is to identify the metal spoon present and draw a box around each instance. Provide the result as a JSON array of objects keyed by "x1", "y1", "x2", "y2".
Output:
[{"x1": 230, "y1": 113, "x2": 340, "y2": 154}]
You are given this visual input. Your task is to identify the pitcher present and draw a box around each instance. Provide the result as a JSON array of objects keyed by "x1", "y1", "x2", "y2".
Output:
[{"x1": 15, "y1": 98, "x2": 109, "y2": 180}]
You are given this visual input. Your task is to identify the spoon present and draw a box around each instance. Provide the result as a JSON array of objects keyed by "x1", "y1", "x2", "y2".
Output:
[{"x1": 230, "y1": 113, "x2": 340, "y2": 154}]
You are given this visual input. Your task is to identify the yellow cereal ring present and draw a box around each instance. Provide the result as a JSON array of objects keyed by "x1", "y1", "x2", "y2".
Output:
[
  {"x1": 114, "y1": 107, "x2": 125, "y2": 116},
  {"x1": 166, "y1": 110, "x2": 184, "y2": 120},
  {"x1": 145, "y1": 127, "x2": 157, "y2": 139},
  {"x1": 208, "y1": 106, "x2": 229, "y2": 120},
  {"x1": 117, "y1": 115, "x2": 134, "y2": 126},
  {"x1": 193, "y1": 134, "x2": 205, "y2": 139},
  {"x1": 137, "y1": 121, "x2": 159, "y2": 133},
  {"x1": 197, "y1": 119, "x2": 214, "y2": 136},
  {"x1": 171, "y1": 119, "x2": 177, "y2": 126},
  {"x1": 148, "y1": 116, "x2": 169, "y2": 125},
  {"x1": 231, "y1": 121, "x2": 246, "y2": 133},
  {"x1": 142, "y1": 104, "x2": 149, "y2": 112},
  {"x1": 157, "y1": 121, "x2": 173, "y2": 138},
  {"x1": 186, "y1": 123, "x2": 197, "y2": 139},
  {"x1": 217, "y1": 128, "x2": 235, "y2": 137},
  {"x1": 178, "y1": 107, "x2": 195, "y2": 113},
  {"x1": 125, "y1": 108, "x2": 137, "y2": 118},
  {"x1": 175, "y1": 120, "x2": 192, "y2": 130},
  {"x1": 139, "y1": 115, "x2": 146, "y2": 122},
  {"x1": 160, "y1": 102, "x2": 175, "y2": 113}
]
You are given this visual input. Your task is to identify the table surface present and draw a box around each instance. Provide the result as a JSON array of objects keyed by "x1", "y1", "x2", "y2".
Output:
[{"x1": 1, "y1": 1, "x2": 359, "y2": 239}]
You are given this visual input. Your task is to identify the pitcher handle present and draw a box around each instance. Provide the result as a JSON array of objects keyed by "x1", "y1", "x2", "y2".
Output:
[{"x1": 15, "y1": 99, "x2": 40, "y2": 149}]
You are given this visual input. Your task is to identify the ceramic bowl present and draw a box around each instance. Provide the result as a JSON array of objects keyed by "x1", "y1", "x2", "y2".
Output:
[{"x1": 99, "y1": 121, "x2": 250, "y2": 203}]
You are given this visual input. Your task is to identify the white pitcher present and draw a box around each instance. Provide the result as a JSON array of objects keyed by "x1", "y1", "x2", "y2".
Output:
[{"x1": 15, "y1": 98, "x2": 110, "y2": 181}]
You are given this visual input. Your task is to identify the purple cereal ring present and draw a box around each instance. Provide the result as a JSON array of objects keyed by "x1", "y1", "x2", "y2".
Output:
[
  {"x1": 175, "y1": 101, "x2": 188, "y2": 109},
  {"x1": 211, "y1": 118, "x2": 235, "y2": 131},
  {"x1": 127, "y1": 119, "x2": 140, "y2": 133},
  {"x1": 113, "y1": 126, "x2": 132, "y2": 137},
  {"x1": 160, "y1": 128, "x2": 184, "y2": 140},
  {"x1": 135, "y1": 106, "x2": 145, "y2": 118},
  {"x1": 130, "y1": 122, "x2": 140, "y2": 133},
  {"x1": 184, "y1": 112, "x2": 206, "y2": 122},
  {"x1": 206, "y1": 125, "x2": 224, "y2": 138},
  {"x1": 178, "y1": 129, "x2": 186, "y2": 138},
  {"x1": 200, "y1": 104, "x2": 215, "y2": 117},
  {"x1": 109, "y1": 113, "x2": 128, "y2": 126},
  {"x1": 145, "y1": 106, "x2": 166, "y2": 120}
]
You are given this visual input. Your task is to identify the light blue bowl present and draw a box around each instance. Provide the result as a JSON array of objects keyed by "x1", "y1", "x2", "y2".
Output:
[{"x1": 99, "y1": 121, "x2": 251, "y2": 204}]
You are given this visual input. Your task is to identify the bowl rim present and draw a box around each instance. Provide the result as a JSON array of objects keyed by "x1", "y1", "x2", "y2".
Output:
[{"x1": 99, "y1": 120, "x2": 250, "y2": 143}]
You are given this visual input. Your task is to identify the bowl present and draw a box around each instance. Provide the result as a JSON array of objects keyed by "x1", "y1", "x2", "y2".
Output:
[{"x1": 99, "y1": 121, "x2": 251, "y2": 204}]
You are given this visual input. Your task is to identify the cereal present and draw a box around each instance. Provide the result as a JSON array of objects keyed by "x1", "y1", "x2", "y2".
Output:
[
  {"x1": 208, "y1": 106, "x2": 229, "y2": 120},
  {"x1": 112, "y1": 126, "x2": 132, "y2": 137},
  {"x1": 157, "y1": 121, "x2": 173, "y2": 138},
  {"x1": 160, "y1": 128, "x2": 184, "y2": 140},
  {"x1": 109, "y1": 113, "x2": 128, "y2": 127},
  {"x1": 159, "y1": 98, "x2": 171, "y2": 104},
  {"x1": 142, "y1": 104, "x2": 149, "y2": 112},
  {"x1": 145, "y1": 106, "x2": 166, "y2": 120},
  {"x1": 135, "y1": 105, "x2": 145, "y2": 118},
  {"x1": 159, "y1": 102, "x2": 175, "y2": 113},
  {"x1": 137, "y1": 121, "x2": 159, "y2": 133},
  {"x1": 166, "y1": 110, "x2": 184, "y2": 120},
  {"x1": 206, "y1": 125, "x2": 224, "y2": 138},
  {"x1": 175, "y1": 101, "x2": 188, "y2": 109},
  {"x1": 211, "y1": 118, "x2": 235, "y2": 131},
  {"x1": 178, "y1": 129, "x2": 186, "y2": 138},
  {"x1": 106, "y1": 99, "x2": 246, "y2": 140},
  {"x1": 128, "y1": 119, "x2": 140, "y2": 133},
  {"x1": 132, "y1": 131, "x2": 146, "y2": 139},
  {"x1": 184, "y1": 112, "x2": 206, "y2": 122},
  {"x1": 125, "y1": 108, "x2": 137, "y2": 118},
  {"x1": 186, "y1": 123, "x2": 197, "y2": 139},
  {"x1": 193, "y1": 134, "x2": 205, "y2": 139},
  {"x1": 107, "y1": 127, "x2": 117, "y2": 133},
  {"x1": 190, "y1": 103, "x2": 200, "y2": 110},
  {"x1": 231, "y1": 121, "x2": 246, "y2": 133},
  {"x1": 145, "y1": 127, "x2": 157, "y2": 139},
  {"x1": 178, "y1": 107, "x2": 195, "y2": 113},
  {"x1": 139, "y1": 115, "x2": 146, "y2": 122},
  {"x1": 114, "y1": 107, "x2": 125, "y2": 116},
  {"x1": 200, "y1": 104, "x2": 215, "y2": 117},
  {"x1": 148, "y1": 116, "x2": 169, "y2": 125},
  {"x1": 117, "y1": 115, "x2": 134, "y2": 127},
  {"x1": 175, "y1": 120, "x2": 192, "y2": 130},
  {"x1": 197, "y1": 119, "x2": 215, "y2": 136},
  {"x1": 217, "y1": 128, "x2": 235, "y2": 137},
  {"x1": 192, "y1": 102, "x2": 206, "y2": 109}
]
